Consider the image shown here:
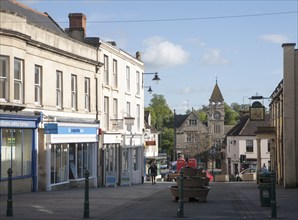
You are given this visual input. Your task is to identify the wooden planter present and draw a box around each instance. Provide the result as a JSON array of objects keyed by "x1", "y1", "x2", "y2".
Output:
[
  {"x1": 176, "y1": 177, "x2": 209, "y2": 188},
  {"x1": 169, "y1": 185, "x2": 211, "y2": 202}
]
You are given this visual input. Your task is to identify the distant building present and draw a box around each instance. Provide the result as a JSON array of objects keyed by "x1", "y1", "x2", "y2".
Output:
[
  {"x1": 174, "y1": 81, "x2": 232, "y2": 170},
  {"x1": 225, "y1": 114, "x2": 270, "y2": 177}
]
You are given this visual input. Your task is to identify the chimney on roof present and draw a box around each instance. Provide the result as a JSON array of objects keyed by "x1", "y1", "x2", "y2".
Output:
[
  {"x1": 66, "y1": 13, "x2": 86, "y2": 41},
  {"x1": 136, "y1": 51, "x2": 142, "y2": 61}
]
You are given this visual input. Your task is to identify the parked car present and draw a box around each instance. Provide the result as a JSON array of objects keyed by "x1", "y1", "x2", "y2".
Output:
[{"x1": 236, "y1": 168, "x2": 256, "y2": 181}]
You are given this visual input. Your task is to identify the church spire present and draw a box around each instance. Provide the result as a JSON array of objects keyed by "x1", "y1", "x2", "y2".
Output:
[{"x1": 209, "y1": 79, "x2": 224, "y2": 103}]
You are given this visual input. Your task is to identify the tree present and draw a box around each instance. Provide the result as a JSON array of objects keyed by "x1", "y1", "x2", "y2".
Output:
[
  {"x1": 145, "y1": 94, "x2": 174, "y2": 154},
  {"x1": 224, "y1": 103, "x2": 239, "y2": 125}
]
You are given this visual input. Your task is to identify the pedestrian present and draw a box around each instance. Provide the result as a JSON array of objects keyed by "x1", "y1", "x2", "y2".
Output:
[{"x1": 148, "y1": 161, "x2": 157, "y2": 185}]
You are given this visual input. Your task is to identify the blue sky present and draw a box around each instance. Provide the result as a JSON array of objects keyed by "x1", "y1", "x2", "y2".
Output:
[{"x1": 21, "y1": 0, "x2": 297, "y2": 114}]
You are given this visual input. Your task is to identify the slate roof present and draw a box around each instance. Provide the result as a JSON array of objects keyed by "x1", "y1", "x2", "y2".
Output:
[
  {"x1": 227, "y1": 115, "x2": 270, "y2": 136},
  {"x1": 174, "y1": 114, "x2": 189, "y2": 128},
  {"x1": 0, "y1": 0, "x2": 69, "y2": 37},
  {"x1": 209, "y1": 82, "x2": 224, "y2": 103}
]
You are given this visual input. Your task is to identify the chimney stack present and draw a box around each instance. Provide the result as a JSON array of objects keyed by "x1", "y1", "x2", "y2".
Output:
[{"x1": 67, "y1": 13, "x2": 87, "y2": 41}]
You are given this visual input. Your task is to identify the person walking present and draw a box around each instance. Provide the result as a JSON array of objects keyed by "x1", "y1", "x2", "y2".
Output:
[{"x1": 148, "y1": 161, "x2": 157, "y2": 184}]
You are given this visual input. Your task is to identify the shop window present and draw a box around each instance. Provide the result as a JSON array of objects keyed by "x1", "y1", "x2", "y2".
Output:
[
  {"x1": 133, "y1": 148, "x2": 139, "y2": 171},
  {"x1": 51, "y1": 144, "x2": 68, "y2": 184},
  {"x1": 105, "y1": 144, "x2": 118, "y2": 172},
  {"x1": 69, "y1": 143, "x2": 94, "y2": 180},
  {"x1": 1, "y1": 129, "x2": 32, "y2": 179},
  {"x1": 122, "y1": 148, "x2": 129, "y2": 172}
]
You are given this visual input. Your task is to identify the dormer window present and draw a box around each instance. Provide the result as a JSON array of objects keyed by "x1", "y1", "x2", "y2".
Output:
[{"x1": 189, "y1": 119, "x2": 197, "y2": 125}]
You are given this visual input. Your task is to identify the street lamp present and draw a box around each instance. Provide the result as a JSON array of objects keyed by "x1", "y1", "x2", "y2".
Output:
[
  {"x1": 145, "y1": 86, "x2": 153, "y2": 94},
  {"x1": 144, "y1": 72, "x2": 161, "y2": 84}
]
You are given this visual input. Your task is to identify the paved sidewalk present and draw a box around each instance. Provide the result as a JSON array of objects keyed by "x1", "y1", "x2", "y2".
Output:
[{"x1": 0, "y1": 182, "x2": 297, "y2": 219}]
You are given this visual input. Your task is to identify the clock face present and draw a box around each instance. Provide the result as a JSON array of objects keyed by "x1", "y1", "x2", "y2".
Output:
[{"x1": 213, "y1": 111, "x2": 221, "y2": 120}]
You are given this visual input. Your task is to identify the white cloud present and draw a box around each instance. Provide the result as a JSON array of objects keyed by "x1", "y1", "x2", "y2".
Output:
[
  {"x1": 201, "y1": 48, "x2": 230, "y2": 65},
  {"x1": 142, "y1": 36, "x2": 189, "y2": 69},
  {"x1": 260, "y1": 34, "x2": 290, "y2": 44},
  {"x1": 185, "y1": 38, "x2": 206, "y2": 47}
]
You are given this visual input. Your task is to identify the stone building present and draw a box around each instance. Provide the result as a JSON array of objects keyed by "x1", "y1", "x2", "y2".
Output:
[
  {"x1": 0, "y1": 0, "x2": 145, "y2": 193},
  {"x1": 174, "y1": 81, "x2": 230, "y2": 170},
  {"x1": 269, "y1": 43, "x2": 298, "y2": 188}
]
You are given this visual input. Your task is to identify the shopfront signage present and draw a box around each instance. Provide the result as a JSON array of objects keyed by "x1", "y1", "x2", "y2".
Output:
[
  {"x1": 0, "y1": 119, "x2": 36, "y2": 128},
  {"x1": 58, "y1": 126, "x2": 97, "y2": 135}
]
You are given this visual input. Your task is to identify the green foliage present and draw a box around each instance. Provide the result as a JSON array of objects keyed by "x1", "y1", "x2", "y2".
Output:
[{"x1": 224, "y1": 103, "x2": 239, "y2": 125}]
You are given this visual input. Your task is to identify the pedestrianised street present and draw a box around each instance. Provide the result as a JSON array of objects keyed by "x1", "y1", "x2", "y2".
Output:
[{"x1": 1, "y1": 182, "x2": 297, "y2": 220}]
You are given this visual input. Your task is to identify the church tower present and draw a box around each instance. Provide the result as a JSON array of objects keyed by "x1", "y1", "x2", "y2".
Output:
[{"x1": 208, "y1": 80, "x2": 225, "y2": 140}]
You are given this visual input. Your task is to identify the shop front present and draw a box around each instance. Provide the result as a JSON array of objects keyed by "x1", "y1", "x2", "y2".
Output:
[
  {"x1": 0, "y1": 113, "x2": 41, "y2": 194},
  {"x1": 43, "y1": 122, "x2": 99, "y2": 191}
]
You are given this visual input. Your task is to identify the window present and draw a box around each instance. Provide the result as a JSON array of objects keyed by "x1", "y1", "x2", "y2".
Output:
[
  {"x1": 126, "y1": 66, "x2": 130, "y2": 92},
  {"x1": 34, "y1": 65, "x2": 42, "y2": 105},
  {"x1": 113, "y1": 98, "x2": 118, "y2": 119},
  {"x1": 246, "y1": 140, "x2": 253, "y2": 152},
  {"x1": 0, "y1": 56, "x2": 8, "y2": 100},
  {"x1": 56, "y1": 71, "x2": 63, "y2": 108},
  {"x1": 71, "y1": 74, "x2": 77, "y2": 110},
  {"x1": 136, "y1": 71, "x2": 140, "y2": 95},
  {"x1": 133, "y1": 148, "x2": 139, "y2": 171},
  {"x1": 104, "y1": 55, "x2": 109, "y2": 85},
  {"x1": 14, "y1": 58, "x2": 24, "y2": 102},
  {"x1": 113, "y1": 59, "x2": 118, "y2": 88},
  {"x1": 126, "y1": 102, "x2": 132, "y2": 131},
  {"x1": 105, "y1": 144, "x2": 118, "y2": 172},
  {"x1": 189, "y1": 119, "x2": 197, "y2": 125},
  {"x1": 51, "y1": 144, "x2": 68, "y2": 184},
  {"x1": 267, "y1": 142, "x2": 271, "y2": 152},
  {"x1": 1, "y1": 129, "x2": 32, "y2": 179},
  {"x1": 186, "y1": 133, "x2": 191, "y2": 142},
  {"x1": 69, "y1": 143, "x2": 94, "y2": 180},
  {"x1": 84, "y1": 77, "x2": 90, "y2": 111},
  {"x1": 214, "y1": 124, "x2": 220, "y2": 133},
  {"x1": 136, "y1": 104, "x2": 140, "y2": 131},
  {"x1": 104, "y1": 96, "x2": 109, "y2": 130},
  {"x1": 186, "y1": 133, "x2": 197, "y2": 142}
]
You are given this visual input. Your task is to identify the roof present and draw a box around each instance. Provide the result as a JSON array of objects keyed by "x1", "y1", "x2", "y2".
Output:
[
  {"x1": 174, "y1": 114, "x2": 189, "y2": 128},
  {"x1": 209, "y1": 82, "x2": 224, "y2": 103},
  {"x1": 0, "y1": 0, "x2": 69, "y2": 37},
  {"x1": 227, "y1": 115, "x2": 270, "y2": 136}
]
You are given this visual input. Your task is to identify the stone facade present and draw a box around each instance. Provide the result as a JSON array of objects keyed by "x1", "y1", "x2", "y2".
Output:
[{"x1": 269, "y1": 43, "x2": 298, "y2": 188}]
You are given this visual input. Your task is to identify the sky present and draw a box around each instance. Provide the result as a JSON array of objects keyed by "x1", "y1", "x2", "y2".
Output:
[{"x1": 20, "y1": 0, "x2": 298, "y2": 114}]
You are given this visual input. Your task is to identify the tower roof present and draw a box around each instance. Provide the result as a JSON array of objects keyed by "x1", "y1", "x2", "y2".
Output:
[{"x1": 209, "y1": 82, "x2": 224, "y2": 103}]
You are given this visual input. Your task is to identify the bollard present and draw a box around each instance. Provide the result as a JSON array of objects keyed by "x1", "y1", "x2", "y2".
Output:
[
  {"x1": 177, "y1": 168, "x2": 184, "y2": 218},
  {"x1": 271, "y1": 170, "x2": 277, "y2": 218},
  {"x1": 6, "y1": 168, "x2": 13, "y2": 216},
  {"x1": 83, "y1": 170, "x2": 90, "y2": 218}
]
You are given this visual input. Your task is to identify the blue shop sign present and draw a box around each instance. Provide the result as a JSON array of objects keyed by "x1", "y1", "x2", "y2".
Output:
[
  {"x1": 0, "y1": 119, "x2": 36, "y2": 128},
  {"x1": 58, "y1": 126, "x2": 97, "y2": 134},
  {"x1": 44, "y1": 123, "x2": 58, "y2": 134},
  {"x1": 44, "y1": 124, "x2": 97, "y2": 135}
]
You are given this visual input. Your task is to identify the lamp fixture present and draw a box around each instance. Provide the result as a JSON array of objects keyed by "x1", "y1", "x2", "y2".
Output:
[
  {"x1": 145, "y1": 86, "x2": 153, "y2": 94},
  {"x1": 143, "y1": 72, "x2": 161, "y2": 84}
]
